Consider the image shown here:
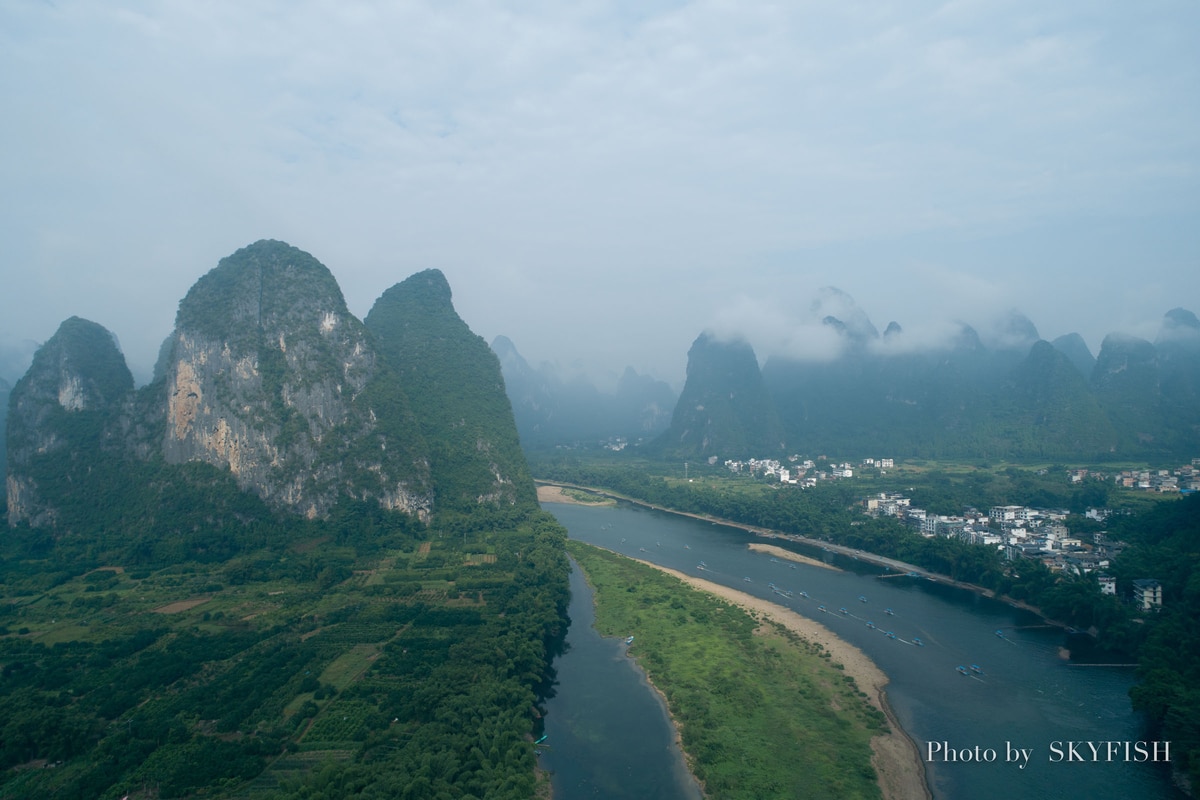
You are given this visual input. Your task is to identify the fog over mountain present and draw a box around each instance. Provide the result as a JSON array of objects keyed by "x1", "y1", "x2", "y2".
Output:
[
  {"x1": 654, "y1": 301, "x2": 1200, "y2": 461},
  {"x1": 2, "y1": 2, "x2": 1196, "y2": 389}
]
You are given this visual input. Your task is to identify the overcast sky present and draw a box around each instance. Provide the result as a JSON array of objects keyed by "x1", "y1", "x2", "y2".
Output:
[{"x1": 2, "y1": 0, "x2": 1197, "y2": 388}]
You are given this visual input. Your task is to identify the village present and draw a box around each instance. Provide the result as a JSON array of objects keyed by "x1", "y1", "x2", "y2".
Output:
[{"x1": 720, "y1": 454, "x2": 1200, "y2": 614}]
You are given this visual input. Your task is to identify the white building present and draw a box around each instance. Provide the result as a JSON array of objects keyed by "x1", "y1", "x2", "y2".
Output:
[{"x1": 1132, "y1": 579, "x2": 1163, "y2": 611}]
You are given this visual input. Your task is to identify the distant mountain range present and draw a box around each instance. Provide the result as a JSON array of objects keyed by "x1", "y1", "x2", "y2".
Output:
[
  {"x1": 651, "y1": 301, "x2": 1200, "y2": 461},
  {"x1": 492, "y1": 335, "x2": 677, "y2": 449},
  {"x1": 493, "y1": 293, "x2": 1200, "y2": 461},
  {"x1": 5, "y1": 240, "x2": 534, "y2": 544}
]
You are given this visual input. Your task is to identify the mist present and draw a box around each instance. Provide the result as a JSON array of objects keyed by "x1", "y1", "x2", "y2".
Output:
[{"x1": 2, "y1": 1, "x2": 1196, "y2": 388}]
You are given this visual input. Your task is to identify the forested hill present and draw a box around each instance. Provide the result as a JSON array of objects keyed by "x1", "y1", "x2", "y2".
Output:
[
  {"x1": 652, "y1": 331, "x2": 784, "y2": 458},
  {"x1": 366, "y1": 269, "x2": 536, "y2": 516},
  {"x1": 1, "y1": 241, "x2": 570, "y2": 798},
  {"x1": 650, "y1": 308, "x2": 1200, "y2": 461},
  {"x1": 6, "y1": 240, "x2": 536, "y2": 539}
]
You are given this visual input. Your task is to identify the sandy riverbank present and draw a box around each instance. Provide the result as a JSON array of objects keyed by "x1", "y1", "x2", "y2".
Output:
[{"x1": 629, "y1": 557, "x2": 931, "y2": 800}]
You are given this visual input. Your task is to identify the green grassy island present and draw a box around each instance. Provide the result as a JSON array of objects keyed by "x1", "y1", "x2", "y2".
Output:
[{"x1": 568, "y1": 540, "x2": 917, "y2": 800}]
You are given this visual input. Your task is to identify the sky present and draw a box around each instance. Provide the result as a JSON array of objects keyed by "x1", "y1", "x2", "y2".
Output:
[{"x1": 2, "y1": 0, "x2": 1198, "y2": 389}]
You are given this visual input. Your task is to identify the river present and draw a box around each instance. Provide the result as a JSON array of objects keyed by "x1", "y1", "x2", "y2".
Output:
[{"x1": 540, "y1": 499, "x2": 1184, "y2": 800}]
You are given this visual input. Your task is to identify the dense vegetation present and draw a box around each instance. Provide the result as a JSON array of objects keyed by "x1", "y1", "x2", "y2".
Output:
[
  {"x1": 622, "y1": 308, "x2": 1200, "y2": 461},
  {"x1": 569, "y1": 541, "x2": 886, "y2": 799},
  {"x1": 0, "y1": 504, "x2": 570, "y2": 799},
  {"x1": 654, "y1": 333, "x2": 784, "y2": 458},
  {"x1": 365, "y1": 271, "x2": 536, "y2": 515},
  {"x1": 536, "y1": 455, "x2": 1200, "y2": 787},
  {"x1": 1111, "y1": 495, "x2": 1200, "y2": 786}
]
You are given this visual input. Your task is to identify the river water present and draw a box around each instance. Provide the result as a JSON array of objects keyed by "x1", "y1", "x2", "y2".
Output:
[{"x1": 541, "y1": 500, "x2": 1183, "y2": 800}]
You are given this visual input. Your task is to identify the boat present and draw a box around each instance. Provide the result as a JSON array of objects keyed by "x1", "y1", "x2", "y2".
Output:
[
  {"x1": 839, "y1": 607, "x2": 848, "y2": 614},
  {"x1": 858, "y1": 595, "x2": 867, "y2": 603},
  {"x1": 956, "y1": 666, "x2": 970, "y2": 676},
  {"x1": 970, "y1": 664, "x2": 984, "y2": 674},
  {"x1": 799, "y1": 591, "x2": 809, "y2": 598},
  {"x1": 744, "y1": 577, "x2": 752, "y2": 583},
  {"x1": 884, "y1": 608, "x2": 894, "y2": 616},
  {"x1": 699, "y1": 561, "x2": 708, "y2": 567},
  {"x1": 886, "y1": 631, "x2": 896, "y2": 639},
  {"x1": 866, "y1": 621, "x2": 875, "y2": 629},
  {"x1": 625, "y1": 636, "x2": 635, "y2": 645},
  {"x1": 912, "y1": 637, "x2": 924, "y2": 646},
  {"x1": 817, "y1": 605, "x2": 827, "y2": 612},
  {"x1": 789, "y1": 564, "x2": 797, "y2": 569},
  {"x1": 995, "y1": 629, "x2": 1005, "y2": 638}
]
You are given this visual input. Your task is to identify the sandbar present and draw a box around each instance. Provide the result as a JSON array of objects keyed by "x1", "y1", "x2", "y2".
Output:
[
  {"x1": 630, "y1": 557, "x2": 931, "y2": 800},
  {"x1": 748, "y1": 542, "x2": 842, "y2": 572},
  {"x1": 536, "y1": 484, "x2": 615, "y2": 506}
]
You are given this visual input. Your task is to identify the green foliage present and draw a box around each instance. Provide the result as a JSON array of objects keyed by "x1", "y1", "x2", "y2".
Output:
[
  {"x1": 754, "y1": 333, "x2": 1200, "y2": 461},
  {"x1": 570, "y1": 541, "x2": 884, "y2": 799},
  {"x1": 0, "y1": 506, "x2": 570, "y2": 798},
  {"x1": 174, "y1": 240, "x2": 347, "y2": 349},
  {"x1": 547, "y1": 458, "x2": 1200, "y2": 789},
  {"x1": 1106, "y1": 494, "x2": 1200, "y2": 787},
  {"x1": 654, "y1": 332, "x2": 784, "y2": 459},
  {"x1": 365, "y1": 270, "x2": 537, "y2": 514}
]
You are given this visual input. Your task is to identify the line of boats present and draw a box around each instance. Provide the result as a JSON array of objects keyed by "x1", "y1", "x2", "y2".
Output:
[{"x1": 683, "y1": 550, "x2": 1000, "y2": 677}]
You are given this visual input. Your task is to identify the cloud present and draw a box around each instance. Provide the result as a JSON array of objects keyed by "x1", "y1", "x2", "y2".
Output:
[{"x1": 1, "y1": 1, "x2": 1197, "y2": 387}]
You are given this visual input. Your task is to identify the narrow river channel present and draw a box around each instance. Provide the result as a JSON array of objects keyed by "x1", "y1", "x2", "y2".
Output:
[{"x1": 540, "y1": 499, "x2": 1184, "y2": 800}]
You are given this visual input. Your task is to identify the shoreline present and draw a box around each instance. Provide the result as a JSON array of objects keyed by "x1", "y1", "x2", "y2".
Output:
[
  {"x1": 625, "y1": 554, "x2": 932, "y2": 800},
  {"x1": 537, "y1": 481, "x2": 1072, "y2": 633},
  {"x1": 541, "y1": 484, "x2": 931, "y2": 799}
]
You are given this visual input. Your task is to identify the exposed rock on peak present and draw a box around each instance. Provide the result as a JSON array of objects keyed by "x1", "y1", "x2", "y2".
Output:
[
  {"x1": 161, "y1": 241, "x2": 432, "y2": 520},
  {"x1": 812, "y1": 287, "x2": 879, "y2": 343}
]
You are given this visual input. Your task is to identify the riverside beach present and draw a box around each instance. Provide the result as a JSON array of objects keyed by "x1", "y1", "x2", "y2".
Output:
[{"x1": 539, "y1": 484, "x2": 931, "y2": 800}]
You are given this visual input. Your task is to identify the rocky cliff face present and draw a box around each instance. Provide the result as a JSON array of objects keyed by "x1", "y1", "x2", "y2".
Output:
[
  {"x1": 160, "y1": 240, "x2": 432, "y2": 520},
  {"x1": 6, "y1": 240, "x2": 537, "y2": 533},
  {"x1": 6, "y1": 316, "x2": 134, "y2": 526}
]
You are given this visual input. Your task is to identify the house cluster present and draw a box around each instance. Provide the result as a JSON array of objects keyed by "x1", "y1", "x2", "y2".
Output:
[
  {"x1": 861, "y1": 494, "x2": 1161, "y2": 609},
  {"x1": 725, "y1": 455, "x2": 894, "y2": 486},
  {"x1": 1110, "y1": 460, "x2": 1200, "y2": 492}
]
